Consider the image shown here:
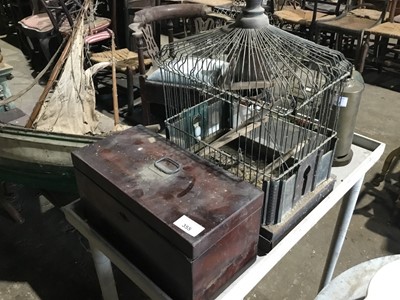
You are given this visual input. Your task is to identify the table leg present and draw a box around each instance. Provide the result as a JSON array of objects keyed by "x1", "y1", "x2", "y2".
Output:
[
  {"x1": 319, "y1": 175, "x2": 365, "y2": 290},
  {"x1": 90, "y1": 242, "x2": 119, "y2": 300}
]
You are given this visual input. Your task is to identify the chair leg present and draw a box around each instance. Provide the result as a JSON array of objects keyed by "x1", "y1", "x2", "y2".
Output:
[
  {"x1": 358, "y1": 34, "x2": 370, "y2": 73},
  {"x1": 315, "y1": 28, "x2": 321, "y2": 44},
  {"x1": 335, "y1": 33, "x2": 343, "y2": 52},
  {"x1": 0, "y1": 181, "x2": 24, "y2": 224},
  {"x1": 15, "y1": 27, "x2": 33, "y2": 57},
  {"x1": 39, "y1": 37, "x2": 52, "y2": 61},
  {"x1": 394, "y1": 40, "x2": 400, "y2": 60},
  {"x1": 372, "y1": 35, "x2": 380, "y2": 59},
  {"x1": 354, "y1": 33, "x2": 364, "y2": 70},
  {"x1": 126, "y1": 66, "x2": 134, "y2": 117},
  {"x1": 378, "y1": 36, "x2": 389, "y2": 67},
  {"x1": 372, "y1": 146, "x2": 400, "y2": 186},
  {"x1": 139, "y1": 75, "x2": 151, "y2": 125}
]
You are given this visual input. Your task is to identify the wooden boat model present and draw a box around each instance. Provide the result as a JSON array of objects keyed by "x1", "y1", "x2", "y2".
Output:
[
  {"x1": 0, "y1": 124, "x2": 102, "y2": 192},
  {"x1": 0, "y1": 1, "x2": 128, "y2": 192}
]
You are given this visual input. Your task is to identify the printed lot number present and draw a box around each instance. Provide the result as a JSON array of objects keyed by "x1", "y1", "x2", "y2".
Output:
[{"x1": 173, "y1": 215, "x2": 205, "y2": 237}]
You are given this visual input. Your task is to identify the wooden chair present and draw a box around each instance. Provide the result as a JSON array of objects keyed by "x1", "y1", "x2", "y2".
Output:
[
  {"x1": 359, "y1": 0, "x2": 400, "y2": 71},
  {"x1": 89, "y1": 47, "x2": 152, "y2": 118},
  {"x1": 18, "y1": 0, "x2": 112, "y2": 63},
  {"x1": 314, "y1": 0, "x2": 390, "y2": 70},
  {"x1": 18, "y1": 0, "x2": 76, "y2": 62},
  {"x1": 273, "y1": 0, "x2": 343, "y2": 39},
  {"x1": 1, "y1": 0, "x2": 33, "y2": 55},
  {"x1": 125, "y1": 0, "x2": 159, "y2": 49},
  {"x1": 129, "y1": 3, "x2": 233, "y2": 125}
]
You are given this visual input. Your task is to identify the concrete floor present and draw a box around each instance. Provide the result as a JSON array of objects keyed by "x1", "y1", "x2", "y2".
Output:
[{"x1": 1, "y1": 32, "x2": 400, "y2": 300}]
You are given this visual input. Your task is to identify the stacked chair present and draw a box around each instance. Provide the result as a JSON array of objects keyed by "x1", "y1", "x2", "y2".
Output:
[
  {"x1": 273, "y1": 0, "x2": 344, "y2": 39},
  {"x1": 314, "y1": 0, "x2": 390, "y2": 70},
  {"x1": 359, "y1": 0, "x2": 400, "y2": 71}
]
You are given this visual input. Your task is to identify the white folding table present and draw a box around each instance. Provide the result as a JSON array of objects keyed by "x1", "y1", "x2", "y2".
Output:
[{"x1": 62, "y1": 133, "x2": 385, "y2": 300}]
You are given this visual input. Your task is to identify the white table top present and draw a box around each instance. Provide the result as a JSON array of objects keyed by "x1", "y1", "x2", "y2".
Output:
[
  {"x1": 217, "y1": 133, "x2": 385, "y2": 299},
  {"x1": 64, "y1": 133, "x2": 385, "y2": 300}
]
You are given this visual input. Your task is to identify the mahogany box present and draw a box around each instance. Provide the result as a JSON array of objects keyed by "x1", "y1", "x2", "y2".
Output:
[{"x1": 71, "y1": 125, "x2": 263, "y2": 300}]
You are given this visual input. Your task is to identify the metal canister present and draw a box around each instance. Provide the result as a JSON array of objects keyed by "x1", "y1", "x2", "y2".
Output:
[{"x1": 331, "y1": 69, "x2": 365, "y2": 166}]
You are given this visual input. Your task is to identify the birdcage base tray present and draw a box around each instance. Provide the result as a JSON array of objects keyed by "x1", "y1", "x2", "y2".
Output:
[{"x1": 258, "y1": 176, "x2": 336, "y2": 255}]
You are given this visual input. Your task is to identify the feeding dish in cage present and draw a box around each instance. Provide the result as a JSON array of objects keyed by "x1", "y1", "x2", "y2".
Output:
[{"x1": 159, "y1": 0, "x2": 352, "y2": 252}]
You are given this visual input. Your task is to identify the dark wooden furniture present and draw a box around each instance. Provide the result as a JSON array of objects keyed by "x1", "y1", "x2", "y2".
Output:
[
  {"x1": 359, "y1": 0, "x2": 400, "y2": 71},
  {"x1": 314, "y1": 0, "x2": 390, "y2": 70},
  {"x1": 89, "y1": 48, "x2": 152, "y2": 116},
  {"x1": 0, "y1": 0, "x2": 33, "y2": 54},
  {"x1": 129, "y1": 4, "x2": 233, "y2": 125},
  {"x1": 125, "y1": 0, "x2": 160, "y2": 48},
  {"x1": 72, "y1": 125, "x2": 264, "y2": 300},
  {"x1": 273, "y1": 0, "x2": 344, "y2": 39},
  {"x1": 18, "y1": 0, "x2": 78, "y2": 61},
  {"x1": 18, "y1": 0, "x2": 113, "y2": 62}
]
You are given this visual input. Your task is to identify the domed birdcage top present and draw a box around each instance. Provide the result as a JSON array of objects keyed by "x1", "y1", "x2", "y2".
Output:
[{"x1": 156, "y1": 0, "x2": 352, "y2": 115}]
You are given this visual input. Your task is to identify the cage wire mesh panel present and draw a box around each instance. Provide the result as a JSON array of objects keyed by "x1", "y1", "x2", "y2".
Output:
[{"x1": 158, "y1": 0, "x2": 352, "y2": 226}]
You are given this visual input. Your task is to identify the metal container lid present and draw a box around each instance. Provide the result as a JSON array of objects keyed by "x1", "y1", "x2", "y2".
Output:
[{"x1": 72, "y1": 125, "x2": 263, "y2": 259}]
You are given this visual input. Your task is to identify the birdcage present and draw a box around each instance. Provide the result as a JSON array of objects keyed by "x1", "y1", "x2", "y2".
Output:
[{"x1": 155, "y1": 0, "x2": 352, "y2": 248}]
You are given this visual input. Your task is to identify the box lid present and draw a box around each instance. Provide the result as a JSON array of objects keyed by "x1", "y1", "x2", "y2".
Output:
[{"x1": 72, "y1": 125, "x2": 263, "y2": 259}]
